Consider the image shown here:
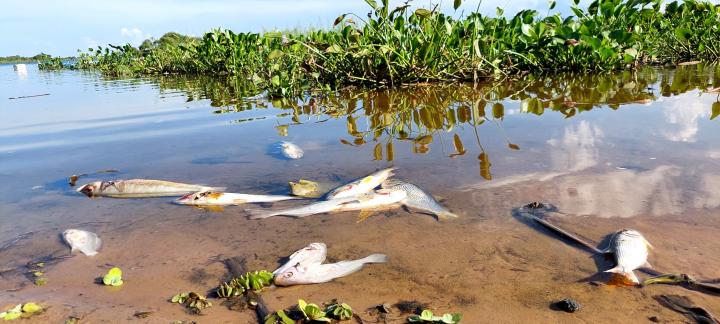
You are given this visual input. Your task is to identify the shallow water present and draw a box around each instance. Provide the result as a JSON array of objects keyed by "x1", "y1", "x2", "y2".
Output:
[{"x1": 1, "y1": 63, "x2": 720, "y2": 323}]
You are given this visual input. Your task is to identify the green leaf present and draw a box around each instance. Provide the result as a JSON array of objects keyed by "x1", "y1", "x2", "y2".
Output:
[
  {"x1": 420, "y1": 310, "x2": 434, "y2": 320},
  {"x1": 268, "y1": 50, "x2": 283, "y2": 60},
  {"x1": 363, "y1": 0, "x2": 378, "y2": 11},
  {"x1": 103, "y1": 267, "x2": 123, "y2": 286},
  {"x1": 325, "y1": 44, "x2": 343, "y2": 54},
  {"x1": 521, "y1": 24, "x2": 533, "y2": 37},
  {"x1": 674, "y1": 27, "x2": 691, "y2": 42},
  {"x1": 271, "y1": 75, "x2": 281, "y2": 87},
  {"x1": 21, "y1": 303, "x2": 42, "y2": 314},
  {"x1": 415, "y1": 8, "x2": 432, "y2": 18},
  {"x1": 712, "y1": 102, "x2": 720, "y2": 120},
  {"x1": 453, "y1": 0, "x2": 462, "y2": 10},
  {"x1": 549, "y1": 0, "x2": 556, "y2": 10}
]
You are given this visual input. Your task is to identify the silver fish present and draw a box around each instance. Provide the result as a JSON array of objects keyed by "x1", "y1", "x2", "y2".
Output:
[
  {"x1": 248, "y1": 197, "x2": 357, "y2": 219},
  {"x1": 76, "y1": 179, "x2": 224, "y2": 198},
  {"x1": 280, "y1": 141, "x2": 304, "y2": 159},
  {"x1": 335, "y1": 188, "x2": 406, "y2": 211},
  {"x1": 63, "y1": 229, "x2": 102, "y2": 256},
  {"x1": 273, "y1": 243, "x2": 387, "y2": 286},
  {"x1": 604, "y1": 229, "x2": 653, "y2": 284},
  {"x1": 326, "y1": 168, "x2": 395, "y2": 200},
  {"x1": 272, "y1": 242, "x2": 327, "y2": 276},
  {"x1": 175, "y1": 191, "x2": 298, "y2": 206},
  {"x1": 381, "y1": 179, "x2": 457, "y2": 219}
]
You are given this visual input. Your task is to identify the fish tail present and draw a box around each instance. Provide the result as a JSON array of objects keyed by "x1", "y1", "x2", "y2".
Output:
[
  {"x1": 437, "y1": 211, "x2": 459, "y2": 220},
  {"x1": 247, "y1": 209, "x2": 275, "y2": 220},
  {"x1": 360, "y1": 253, "x2": 388, "y2": 264},
  {"x1": 605, "y1": 266, "x2": 639, "y2": 284}
]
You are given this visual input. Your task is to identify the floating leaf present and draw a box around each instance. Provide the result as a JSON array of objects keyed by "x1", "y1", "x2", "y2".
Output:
[
  {"x1": 414, "y1": 135, "x2": 433, "y2": 145},
  {"x1": 275, "y1": 125, "x2": 289, "y2": 137},
  {"x1": 712, "y1": 102, "x2": 720, "y2": 120},
  {"x1": 103, "y1": 267, "x2": 123, "y2": 286},
  {"x1": 508, "y1": 143, "x2": 520, "y2": 150},
  {"x1": 21, "y1": 303, "x2": 41, "y2": 314},
  {"x1": 492, "y1": 103, "x2": 504, "y2": 119},
  {"x1": 451, "y1": 134, "x2": 466, "y2": 157}
]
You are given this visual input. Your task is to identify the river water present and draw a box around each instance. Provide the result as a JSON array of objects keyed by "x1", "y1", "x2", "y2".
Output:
[{"x1": 1, "y1": 63, "x2": 719, "y2": 323}]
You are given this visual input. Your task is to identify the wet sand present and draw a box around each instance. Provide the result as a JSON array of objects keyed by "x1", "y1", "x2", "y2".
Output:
[{"x1": 2, "y1": 64, "x2": 720, "y2": 323}]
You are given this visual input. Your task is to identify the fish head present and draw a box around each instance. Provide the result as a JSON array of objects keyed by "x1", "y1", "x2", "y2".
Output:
[
  {"x1": 76, "y1": 181, "x2": 102, "y2": 197},
  {"x1": 327, "y1": 184, "x2": 355, "y2": 199},
  {"x1": 273, "y1": 267, "x2": 305, "y2": 286},
  {"x1": 63, "y1": 229, "x2": 88, "y2": 245},
  {"x1": 175, "y1": 191, "x2": 219, "y2": 205}
]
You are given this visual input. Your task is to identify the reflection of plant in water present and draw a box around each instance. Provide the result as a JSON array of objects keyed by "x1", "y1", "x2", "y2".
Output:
[{"x1": 150, "y1": 65, "x2": 719, "y2": 175}]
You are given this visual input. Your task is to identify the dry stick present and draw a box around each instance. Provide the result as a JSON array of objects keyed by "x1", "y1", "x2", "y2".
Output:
[
  {"x1": 223, "y1": 257, "x2": 271, "y2": 323},
  {"x1": 530, "y1": 216, "x2": 604, "y2": 254},
  {"x1": 8, "y1": 93, "x2": 50, "y2": 100}
]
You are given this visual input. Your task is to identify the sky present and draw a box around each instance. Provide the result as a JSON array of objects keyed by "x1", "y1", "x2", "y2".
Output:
[{"x1": 1, "y1": 0, "x2": 587, "y2": 57}]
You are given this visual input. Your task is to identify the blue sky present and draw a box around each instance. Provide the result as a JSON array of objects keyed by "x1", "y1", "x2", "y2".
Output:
[{"x1": 1, "y1": 0, "x2": 585, "y2": 57}]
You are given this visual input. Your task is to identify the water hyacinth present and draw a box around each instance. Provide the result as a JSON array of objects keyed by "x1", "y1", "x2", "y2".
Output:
[{"x1": 41, "y1": 0, "x2": 720, "y2": 98}]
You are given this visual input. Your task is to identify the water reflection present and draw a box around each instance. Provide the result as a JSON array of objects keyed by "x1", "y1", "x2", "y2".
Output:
[{"x1": 148, "y1": 64, "x2": 720, "y2": 177}]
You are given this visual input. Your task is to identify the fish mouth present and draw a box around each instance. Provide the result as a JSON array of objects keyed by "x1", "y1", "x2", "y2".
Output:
[
  {"x1": 175, "y1": 193, "x2": 195, "y2": 204},
  {"x1": 76, "y1": 185, "x2": 95, "y2": 197}
]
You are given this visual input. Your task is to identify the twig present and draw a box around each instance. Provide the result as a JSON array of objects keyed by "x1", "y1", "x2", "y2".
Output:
[
  {"x1": 223, "y1": 257, "x2": 271, "y2": 322},
  {"x1": 8, "y1": 94, "x2": 50, "y2": 100}
]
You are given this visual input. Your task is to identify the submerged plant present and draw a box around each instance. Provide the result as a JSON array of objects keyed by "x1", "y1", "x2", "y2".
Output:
[
  {"x1": 170, "y1": 292, "x2": 212, "y2": 314},
  {"x1": 102, "y1": 267, "x2": 123, "y2": 286},
  {"x1": 407, "y1": 310, "x2": 462, "y2": 323},
  {"x1": 325, "y1": 301, "x2": 353, "y2": 321}
]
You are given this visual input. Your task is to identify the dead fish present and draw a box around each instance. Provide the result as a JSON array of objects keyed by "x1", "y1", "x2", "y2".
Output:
[
  {"x1": 381, "y1": 179, "x2": 458, "y2": 220},
  {"x1": 248, "y1": 197, "x2": 358, "y2": 219},
  {"x1": 336, "y1": 188, "x2": 406, "y2": 212},
  {"x1": 273, "y1": 242, "x2": 327, "y2": 276},
  {"x1": 174, "y1": 191, "x2": 298, "y2": 206},
  {"x1": 273, "y1": 243, "x2": 387, "y2": 286},
  {"x1": 326, "y1": 168, "x2": 395, "y2": 200},
  {"x1": 63, "y1": 229, "x2": 102, "y2": 256},
  {"x1": 280, "y1": 141, "x2": 304, "y2": 159},
  {"x1": 76, "y1": 179, "x2": 224, "y2": 198},
  {"x1": 604, "y1": 229, "x2": 653, "y2": 284}
]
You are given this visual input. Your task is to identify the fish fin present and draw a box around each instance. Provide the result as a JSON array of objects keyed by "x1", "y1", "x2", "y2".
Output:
[
  {"x1": 604, "y1": 266, "x2": 623, "y2": 274},
  {"x1": 436, "y1": 211, "x2": 459, "y2": 220},
  {"x1": 644, "y1": 239, "x2": 654, "y2": 250},
  {"x1": 605, "y1": 266, "x2": 639, "y2": 284},
  {"x1": 642, "y1": 261, "x2": 653, "y2": 269},
  {"x1": 361, "y1": 254, "x2": 388, "y2": 264},
  {"x1": 204, "y1": 206, "x2": 225, "y2": 212},
  {"x1": 78, "y1": 247, "x2": 98, "y2": 256},
  {"x1": 381, "y1": 179, "x2": 404, "y2": 188},
  {"x1": 247, "y1": 209, "x2": 274, "y2": 220},
  {"x1": 356, "y1": 210, "x2": 376, "y2": 223}
]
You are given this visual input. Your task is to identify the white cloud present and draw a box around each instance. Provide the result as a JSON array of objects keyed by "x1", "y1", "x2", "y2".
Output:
[
  {"x1": 120, "y1": 27, "x2": 150, "y2": 44},
  {"x1": 547, "y1": 120, "x2": 604, "y2": 172},
  {"x1": 662, "y1": 97, "x2": 708, "y2": 142}
]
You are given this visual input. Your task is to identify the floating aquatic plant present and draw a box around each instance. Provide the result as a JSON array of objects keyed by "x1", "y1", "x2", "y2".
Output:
[
  {"x1": 325, "y1": 300, "x2": 353, "y2": 321},
  {"x1": 407, "y1": 310, "x2": 462, "y2": 323},
  {"x1": 102, "y1": 267, "x2": 123, "y2": 286},
  {"x1": 264, "y1": 299, "x2": 356, "y2": 323},
  {"x1": 170, "y1": 292, "x2": 212, "y2": 314},
  {"x1": 0, "y1": 303, "x2": 43, "y2": 321},
  {"x1": 216, "y1": 270, "x2": 273, "y2": 298},
  {"x1": 298, "y1": 299, "x2": 332, "y2": 322}
]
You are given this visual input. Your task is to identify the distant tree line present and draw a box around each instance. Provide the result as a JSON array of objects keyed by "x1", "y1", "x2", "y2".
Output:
[{"x1": 0, "y1": 53, "x2": 52, "y2": 64}]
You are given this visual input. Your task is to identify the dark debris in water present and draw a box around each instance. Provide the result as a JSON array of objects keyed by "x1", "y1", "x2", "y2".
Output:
[
  {"x1": 551, "y1": 298, "x2": 581, "y2": 313},
  {"x1": 394, "y1": 300, "x2": 429, "y2": 315}
]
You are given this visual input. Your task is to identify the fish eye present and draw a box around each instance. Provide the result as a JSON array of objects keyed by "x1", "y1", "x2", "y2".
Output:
[{"x1": 284, "y1": 272, "x2": 294, "y2": 278}]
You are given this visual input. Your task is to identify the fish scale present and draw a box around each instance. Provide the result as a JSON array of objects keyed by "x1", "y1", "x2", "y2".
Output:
[{"x1": 381, "y1": 179, "x2": 457, "y2": 220}]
